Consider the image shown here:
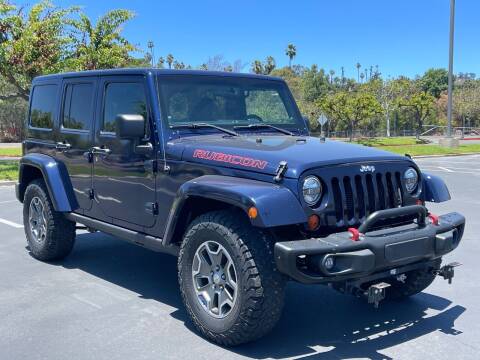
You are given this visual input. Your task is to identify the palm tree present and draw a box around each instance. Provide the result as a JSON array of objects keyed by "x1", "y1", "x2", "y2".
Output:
[
  {"x1": 364, "y1": 68, "x2": 368, "y2": 81},
  {"x1": 285, "y1": 44, "x2": 297, "y2": 68},
  {"x1": 264, "y1": 56, "x2": 276, "y2": 74},
  {"x1": 329, "y1": 69, "x2": 335, "y2": 84},
  {"x1": 356, "y1": 62, "x2": 361, "y2": 82},
  {"x1": 166, "y1": 54, "x2": 174, "y2": 69},
  {"x1": 360, "y1": 72, "x2": 365, "y2": 83},
  {"x1": 157, "y1": 56, "x2": 165, "y2": 69},
  {"x1": 251, "y1": 60, "x2": 263, "y2": 74}
]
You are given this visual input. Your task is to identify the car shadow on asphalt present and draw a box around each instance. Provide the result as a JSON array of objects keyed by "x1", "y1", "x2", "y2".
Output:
[{"x1": 58, "y1": 232, "x2": 465, "y2": 360}]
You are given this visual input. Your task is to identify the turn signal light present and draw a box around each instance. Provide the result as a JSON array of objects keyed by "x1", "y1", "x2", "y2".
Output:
[
  {"x1": 248, "y1": 207, "x2": 258, "y2": 219},
  {"x1": 347, "y1": 227, "x2": 362, "y2": 241},
  {"x1": 307, "y1": 215, "x2": 320, "y2": 231},
  {"x1": 428, "y1": 213, "x2": 439, "y2": 226}
]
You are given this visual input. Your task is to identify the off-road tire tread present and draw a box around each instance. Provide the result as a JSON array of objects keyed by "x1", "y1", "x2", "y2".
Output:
[
  {"x1": 178, "y1": 210, "x2": 286, "y2": 346},
  {"x1": 23, "y1": 179, "x2": 76, "y2": 261}
]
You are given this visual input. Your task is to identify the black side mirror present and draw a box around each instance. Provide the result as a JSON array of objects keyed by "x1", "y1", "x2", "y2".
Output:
[{"x1": 115, "y1": 114, "x2": 145, "y2": 139}]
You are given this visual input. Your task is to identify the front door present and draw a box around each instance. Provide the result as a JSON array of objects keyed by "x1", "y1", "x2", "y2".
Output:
[
  {"x1": 55, "y1": 77, "x2": 97, "y2": 212},
  {"x1": 91, "y1": 76, "x2": 156, "y2": 228}
]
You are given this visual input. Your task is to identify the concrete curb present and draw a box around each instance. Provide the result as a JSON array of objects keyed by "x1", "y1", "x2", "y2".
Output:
[
  {"x1": 0, "y1": 180, "x2": 16, "y2": 186},
  {"x1": 412, "y1": 152, "x2": 480, "y2": 159}
]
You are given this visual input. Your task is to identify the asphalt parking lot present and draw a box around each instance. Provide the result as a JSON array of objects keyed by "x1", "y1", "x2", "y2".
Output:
[{"x1": 1, "y1": 155, "x2": 479, "y2": 360}]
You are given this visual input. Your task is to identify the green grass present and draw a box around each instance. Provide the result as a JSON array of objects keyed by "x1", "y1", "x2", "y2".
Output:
[
  {"x1": 354, "y1": 137, "x2": 429, "y2": 146},
  {"x1": 0, "y1": 147, "x2": 22, "y2": 157},
  {"x1": 376, "y1": 144, "x2": 480, "y2": 156},
  {"x1": 0, "y1": 161, "x2": 19, "y2": 181}
]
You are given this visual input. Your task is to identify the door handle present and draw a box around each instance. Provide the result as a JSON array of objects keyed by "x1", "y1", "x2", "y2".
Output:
[
  {"x1": 91, "y1": 146, "x2": 111, "y2": 155},
  {"x1": 55, "y1": 142, "x2": 71, "y2": 150}
]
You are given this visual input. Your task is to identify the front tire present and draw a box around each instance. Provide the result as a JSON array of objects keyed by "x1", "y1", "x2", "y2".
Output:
[
  {"x1": 178, "y1": 210, "x2": 286, "y2": 346},
  {"x1": 23, "y1": 179, "x2": 76, "y2": 261}
]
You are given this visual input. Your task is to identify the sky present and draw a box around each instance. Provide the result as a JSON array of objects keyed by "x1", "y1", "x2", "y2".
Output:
[{"x1": 16, "y1": 0, "x2": 480, "y2": 78}]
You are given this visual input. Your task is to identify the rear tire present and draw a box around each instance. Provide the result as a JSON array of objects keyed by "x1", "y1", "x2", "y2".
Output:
[
  {"x1": 178, "y1": 210, "x2": 286, "y2": 346},
  {"x1": 23, "y1": 179, "x2": 76, "y2": 261}
]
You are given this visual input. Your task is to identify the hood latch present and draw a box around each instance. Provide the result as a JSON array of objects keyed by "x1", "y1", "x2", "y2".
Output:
[{"x1": 274, "y1": 161, "x2": 288, "y2": 182}]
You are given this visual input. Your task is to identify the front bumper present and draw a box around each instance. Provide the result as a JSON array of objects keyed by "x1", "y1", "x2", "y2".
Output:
[{"x1": 274, "y1": 206, "x2": 465, "y2": 284}]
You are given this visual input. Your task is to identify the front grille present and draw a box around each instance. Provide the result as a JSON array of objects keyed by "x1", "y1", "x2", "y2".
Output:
[{"x1": 330, "y1": 171, "x2": 403, "y2": 226}]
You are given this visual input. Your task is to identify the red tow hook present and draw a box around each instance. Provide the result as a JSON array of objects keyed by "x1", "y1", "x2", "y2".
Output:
[
  {"x1": 428, "y1": 213, "x2": 439, "y2": 226},
  {"x1": 347, "y1": 227, "x2": 363, "y2": 241}
]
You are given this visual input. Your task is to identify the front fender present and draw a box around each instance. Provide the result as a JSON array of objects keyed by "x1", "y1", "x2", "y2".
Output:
[
  {"x1": 421, "y1": 172, "x2": 451, "y2": 203},
  {"x1": 163, "y1": 175, "x2": 307, "y2": 244},
  {"x1": 18, "y1": 153, "x2": 78, "y2": 212}
]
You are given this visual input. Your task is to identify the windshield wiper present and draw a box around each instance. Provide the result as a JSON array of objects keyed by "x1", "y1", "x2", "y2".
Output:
[
  {"x1": 234, "y1": 123, "x2": 294, "y2": 136},
  {"x1": 170, "y1": 123, "x2": 238, "y2": 137}
]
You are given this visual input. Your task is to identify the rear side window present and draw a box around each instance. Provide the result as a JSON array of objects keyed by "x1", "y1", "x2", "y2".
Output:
[
  {"x1": 30, "y1": 84, "x2": 57, "y2": 129},
  {"x1": 102, "y1": 82, "x2": 147, "y2": 133},
  {"x1": 62, "y1": 83, "x2": 94, "y2": 130}
]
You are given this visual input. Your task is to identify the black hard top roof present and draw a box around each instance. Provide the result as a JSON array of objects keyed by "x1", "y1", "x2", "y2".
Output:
[{"x1": 33, "y1": 68, "x2": 283, "y2": 82}]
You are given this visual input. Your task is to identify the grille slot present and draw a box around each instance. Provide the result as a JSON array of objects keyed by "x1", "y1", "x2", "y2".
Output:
[{"x1": 331, "y1": 171, "x2": 403, "y2": 226}]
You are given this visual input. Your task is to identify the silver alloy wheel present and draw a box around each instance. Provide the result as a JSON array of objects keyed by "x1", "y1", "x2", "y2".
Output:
[
  {"x1": 192, "y1": 240, "x2": 238, "y2": 318},
  {"x1": 29, "y1": 196, "x2": 47, "y2": 244}
]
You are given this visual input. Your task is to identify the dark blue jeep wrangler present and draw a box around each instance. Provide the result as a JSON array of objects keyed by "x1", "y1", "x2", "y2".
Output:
[{"x1": 17, "y1": 69, "x2": 465, "y2": 345}]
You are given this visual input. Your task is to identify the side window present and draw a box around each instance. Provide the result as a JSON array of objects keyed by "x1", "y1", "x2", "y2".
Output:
[
  {"x1": 30, "y1": 84, "x2": 57, "y2": 129},
  {"x1": 62, "y1": 83, "x2": 94, "y2": 130},
  {"x1": 103, "y1": 82, "x2": 147, "y2": 133}
]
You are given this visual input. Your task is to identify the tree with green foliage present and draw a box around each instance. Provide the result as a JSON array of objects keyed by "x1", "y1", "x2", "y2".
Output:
[
  {"x1": 419, "y1": 68, "x2": 449, "y2": 98},
  {"x1": 70, "y1": 9, "x2": 136, "y2": 70},
  {"x1": 285, "y1": 44, "x2": 296, "y2": 68},
  {"x1": 251, "y1": 60, "x2": 263, "y2": 74},
  {"x1": 166, "y1": 54, "x2": 174, "y2": 69},
  {"x1": 319, "y1": 90, "x2": 382, "y2": 141},
  {"x1": 264, "y1": 56, "x2": 276, "y2": 75},
  {"x1": 157, "y1": 56, "x2": 165, "y2": 68},
  {"x1": 0, "y1": 0, "x2": 78, "y2": 100},
  {"x1": 398, "y1": 90, "x2": 436, "y2": 139}
]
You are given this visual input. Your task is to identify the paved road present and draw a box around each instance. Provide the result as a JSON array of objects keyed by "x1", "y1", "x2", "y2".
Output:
[{"x1": 1, "y1": 155, "x2": 479, "y2": 360}]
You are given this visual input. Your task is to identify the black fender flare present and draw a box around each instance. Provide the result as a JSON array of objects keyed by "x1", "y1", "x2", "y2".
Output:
[
  {"x1": 162, "y1": 175, "x2": 307, "y2": 246},
  {"x1": 17, "y1": 153, "x2": 79, "y2": 212},
  {"x1": 421, "y1": 172, "x2": 451, "y2": 203}
]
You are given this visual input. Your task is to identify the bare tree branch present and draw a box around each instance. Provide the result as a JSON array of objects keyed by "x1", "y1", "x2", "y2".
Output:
[{"x1": 0, "y1": 93, "x2": 23, "y2": 101}]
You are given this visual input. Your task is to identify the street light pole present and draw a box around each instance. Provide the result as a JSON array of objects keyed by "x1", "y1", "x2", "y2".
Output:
[
  {"x1": 147, "y1": 41, "x2": 155, "y2": 67},
  {"x1": 446, "y1": 0, "x2": 455, "y2": 138},
  {"x1": 441, "y1": 0, "x2": 459, "y2": 147}
]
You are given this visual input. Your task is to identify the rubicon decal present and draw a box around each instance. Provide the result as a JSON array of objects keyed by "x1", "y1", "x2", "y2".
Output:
[{"x1": 193, "y1": 149, "x2": 268, "y2": 170}]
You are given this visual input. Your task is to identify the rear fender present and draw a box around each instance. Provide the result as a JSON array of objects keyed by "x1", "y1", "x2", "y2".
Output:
[
  {"x1": 421, "y1": 172, "x2": 451, "y2": 203},
  {"x1": 163, "y1": 175, "x2": 307, "y2": 245},
  {"x1": 17, "y1": 153, "x2": 78, "y2": 212}
]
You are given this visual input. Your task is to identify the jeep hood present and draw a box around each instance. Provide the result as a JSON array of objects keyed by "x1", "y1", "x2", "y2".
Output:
[{"x1": 167, "y1": 134, "x2": 409, "y2": 178}]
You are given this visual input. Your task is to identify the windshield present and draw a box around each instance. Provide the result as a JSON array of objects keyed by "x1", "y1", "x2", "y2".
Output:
[{"x1": 157, "y1": 75, "x2": 304, "y2": 131}]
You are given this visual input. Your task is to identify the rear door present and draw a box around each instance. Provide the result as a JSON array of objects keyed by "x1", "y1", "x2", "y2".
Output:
[
  {"x1": 55, "y1": 77, "x2": 97, "y2": 212},
  {"x1": 90, "y1": 75, "x2": 156, "y2": 228}
]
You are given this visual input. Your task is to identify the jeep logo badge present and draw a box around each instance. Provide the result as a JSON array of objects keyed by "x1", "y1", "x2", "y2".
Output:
[{"x1": 360, "y1": 165, "x2": 376, "y2": 173}]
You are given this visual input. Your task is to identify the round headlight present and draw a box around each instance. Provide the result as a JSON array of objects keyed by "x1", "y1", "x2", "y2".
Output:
[
  {"x1": 302, "y1": 176, "x2": 322, "y2": 206},
  {"x1": 404, "y1": 167, "x2": 419, "y2": 193}
]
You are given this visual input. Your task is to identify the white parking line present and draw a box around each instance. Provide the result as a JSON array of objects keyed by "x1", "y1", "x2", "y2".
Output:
[
  {"x1": 0, "y1": 200, "x2": 17, "y2": 204},
  {"x1": 438, "y1": 166, "x2": 454, "y2": 173},
  {"x1": 0, "y1": 218, "x2": 23, "y2": 228}
]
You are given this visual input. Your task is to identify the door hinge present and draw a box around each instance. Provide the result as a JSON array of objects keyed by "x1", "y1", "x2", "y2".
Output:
[
  {"x1": 274, "y1": 161, "x2": 288, "y2": 182},
  {"x1": 146, "y1": 202, "x2": 159, "y2": 215},
  {"x1": 88, "y1": 189, "x2": 94, "y2": 200}
]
